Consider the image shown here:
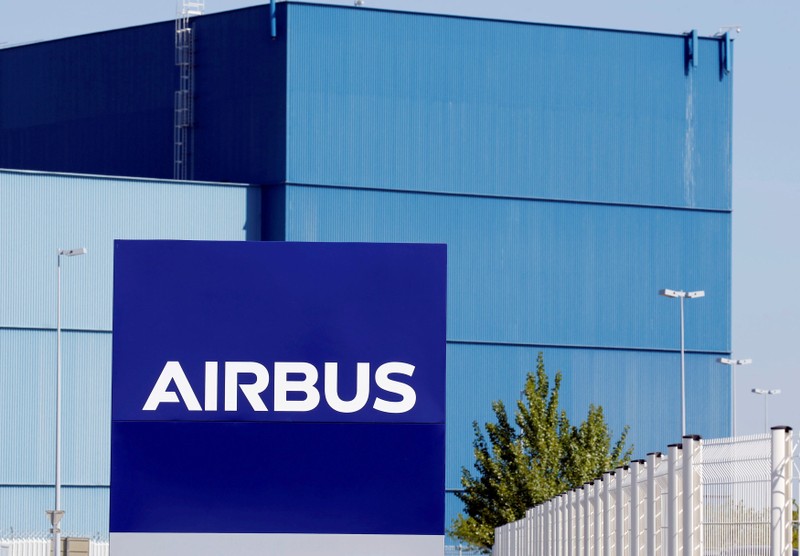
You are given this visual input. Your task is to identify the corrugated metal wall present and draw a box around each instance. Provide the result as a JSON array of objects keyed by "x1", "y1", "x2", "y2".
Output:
[
  {"x1": 0, "y1": 2, "x2": 733, "y2": 542},
  {"x1": 0, "y1": 330, "x2": 110, "y2": 484},
  {"x1": 0, "y1": 5, "x2": 288, "y2": 185},
  {"x1": 282, "y1": 184, "x2": 731, "y2": 471},
  {"x1": 285, "y1": 4, "x2": 732, "y2": 211},
  {"x1": 445, "y1": 345, "x2": 728, "y2": 484},
  {"x1": 442, "y1": 346, "x2": 728, "y2": 519},
  {"x1": 283, "y1": 185, "x2": 730, "y2": 351},
  {"x1": 193, "y1": 6, "x2": 288, "y2": 185},
  {"x1": 282, "y1": 181, "x2": 731, "y2": 533},
  {"x1": 0, "y1": 487, "x2": 108, "y2": 539},
  {"x1": 0, "y1": 170, "x2": 259, "y2": 329},
  {"x1": 280, "y1": 3, "x2": 733, "y2": 535},
  {"x1": 0, "y1": 25, "x2": 175, "y2": 179},
  {"x1": 0, "y1": 170, "x2": 258, "y2": 537}
]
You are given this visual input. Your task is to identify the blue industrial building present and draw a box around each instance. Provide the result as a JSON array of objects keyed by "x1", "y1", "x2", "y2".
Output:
[{"x1": 0, "y1": 2, "x2": 733, "y2": 542}]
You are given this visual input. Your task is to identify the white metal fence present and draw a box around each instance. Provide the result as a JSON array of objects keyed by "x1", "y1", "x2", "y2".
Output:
[
  {"x1": 493, "y1": 427, "x2": 794, "y2": 556},
  {"x1": 0, "y1": 538, "x2": 108, "y2": 556},
  {"x1": 701, "y1": 433, "x2": 773, "y2": 552}
]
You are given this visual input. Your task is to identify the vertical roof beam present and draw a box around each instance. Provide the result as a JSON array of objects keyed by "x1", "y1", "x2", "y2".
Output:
[
  {"x1": 722, "y1": 32, "x2": 733, "y2": 74},
  {"x1": 686, "y1": 29, "x2": 699, "y2": 68},
  {"x1": 270, "y1": 0, "x2": 277, "y2": 39}
]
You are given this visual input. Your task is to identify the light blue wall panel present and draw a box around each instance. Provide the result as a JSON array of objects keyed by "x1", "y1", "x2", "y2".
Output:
[
  {"x1": 0, "y1": 170, "x2": 259, "y2": 331},
  {"x1": 0, "y1": 170, "x2": 259, "y2": 539},
  {"x1": 283, "y1": 185, "x2": 731, "y2": 352},
  {"x1": 0, "y1": 329, "x2": 111, "y2": 485},
  {"x1": 0, "y1": 486, "x2": 108, "y2": 539},
  {"x1": 443, "y1": 343, "x2": 729, "y2": 536},
  {"x1": 286, "y1": 5, "x2": 732, "y2": 210}
]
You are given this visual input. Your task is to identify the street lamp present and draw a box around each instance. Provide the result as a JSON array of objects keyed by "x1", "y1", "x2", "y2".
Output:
[
  {"x1": 48, "y1": 247, "x2": 87, "y2": 556},
  {"x1": 751, "y1": 388, "x2": 780, "y2": 433},
  {"x1": 659, "y1": 288, "x2": 705, "y2": 437},
  {"x1": 717, "y1": 357, "x2": 752, "y2": 437}
]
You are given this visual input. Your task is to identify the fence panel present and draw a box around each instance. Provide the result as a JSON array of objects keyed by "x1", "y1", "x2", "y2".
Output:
[
  {"x1": 493, "y1": 430, "x2": 792, "y2": 556},
  {"x1": 700, "y1": 433, "x2": 771, "y2": 554},
  {"x1": 0, "y1": 539, "x2": 108, "y2": 556}
]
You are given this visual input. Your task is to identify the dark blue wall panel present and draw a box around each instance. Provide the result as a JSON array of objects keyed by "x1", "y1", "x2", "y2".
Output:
[
  {"x1": 0, "y1": 23, "x2": 176, "y2": 178},
  {"x1": 0, "y1": 5, "x2": 286, "y2": 184},
  {"x1": 193, "y1": 6, "x2": 287, "y2": 184}
]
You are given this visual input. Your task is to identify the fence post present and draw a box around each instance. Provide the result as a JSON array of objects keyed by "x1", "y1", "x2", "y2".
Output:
[
  {"x1": 556, "y1": 494, "x2": 563, "y2": 556},
  {"x1": 556, "y1": 496, "x2": 562, "y2": 556},
  {"x1": 530, "y1": 506, "x2": 536, "y2": 556},
  {"x1": 565, "y1": 493, "x2": 571, "y2": 556},
  {"x1": 562, "y1": 493, "x2": 569, "y2": 556},
  {"x1": 522, "y1": 511, "x2": 527, "y2": 556},
  {"x1": 565, "y1": 490, "x2": 575, "y2": 556},
  {"x1": 616, "y1": 466, "x2": 627, "y2": 556},
  {"x1": 667, "y1": 443, "x2": 682, "y2": 556},
  {"x1": 630, "y1": 459, "x2": 644, "y2": 556},
  {"x1": 646, "y1": 452, "x2": 661, "y2": 556},
  {"x1": 511, "y1": 516, "x2": 516, "y2": 556},
  {"x1": 585, "y1": 482, "x2": 593, "y2": 556},
  {"x1": 545, "y1": 498, "x2": 552, "y2": 556},
  {"x1": 594, "y1": 477, "x2": 603, "y2": 556},
  {"x1": 603, "y1": 471, "x2": 613, "y2": 556},
  {"x1": 770, "y1": 426, "x2": 793, "y2": 556},
  {"x1": 575, "y1": 488, "x2": 583, "y2": 556},
  {"x1": 555, "y1": 496, "x2": 561, "y2": 556},
  {"x1": 682, "y1": 435, "x2": 702, "y2": 556},
  {"x1": 784, "y1": 428, "x2": 793, "y2": 556},
  {"x1": 541, "y1": 502, "x2": 547, "y2": 556}
]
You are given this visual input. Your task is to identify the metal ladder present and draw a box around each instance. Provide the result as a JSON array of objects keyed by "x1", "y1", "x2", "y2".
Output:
[{"x1": 174, "y1": 0, "x2": 204, "y2": 181}]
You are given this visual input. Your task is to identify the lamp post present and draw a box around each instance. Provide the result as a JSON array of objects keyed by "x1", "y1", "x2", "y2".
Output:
[
  {"x1": 659, "y1": 288, "x2": 705, "y2": 437},
  {"x1": 751, "y1": 388, "x2": 780, "y2": 433},
  {"x1": 48, "y1": 247, "x2": 87, "y2": 556},
  {"x1": 717, "y1": 357, "x2": 752, "y2": 436}
]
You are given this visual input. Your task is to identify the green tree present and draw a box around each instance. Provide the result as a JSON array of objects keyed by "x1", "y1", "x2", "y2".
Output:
[{"x1": 450, "y1": 353, "x2": 632, "y2": 552}]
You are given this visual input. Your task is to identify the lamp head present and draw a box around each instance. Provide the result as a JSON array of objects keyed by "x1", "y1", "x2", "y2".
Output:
[
  {"x1": 718, "y1": 357, "x2": 752, "y2": 366},
  {"x1": 686, "y1": 290, "x2": 705, "y2": 299},
  {"x1": 59, "y1": 247, "x2": 87, "y2": 257},
  {"x1": 659, "y1": 289, "x2": 682, "y2": 298}
]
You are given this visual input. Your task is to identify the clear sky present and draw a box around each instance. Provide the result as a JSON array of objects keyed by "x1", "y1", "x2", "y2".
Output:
[{"x1": 2, "y1": 0, "x2": 798, "y2": 440}]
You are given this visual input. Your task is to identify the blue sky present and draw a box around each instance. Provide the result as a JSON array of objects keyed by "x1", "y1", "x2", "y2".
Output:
[{"x1": 1, "y1": 0, "x2": 798, "y2": 439}]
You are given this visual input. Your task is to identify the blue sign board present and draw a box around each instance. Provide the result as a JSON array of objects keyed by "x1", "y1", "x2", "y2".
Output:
[{"x1": 110, "y1": 241, "x2": 446, "y2": 556}]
